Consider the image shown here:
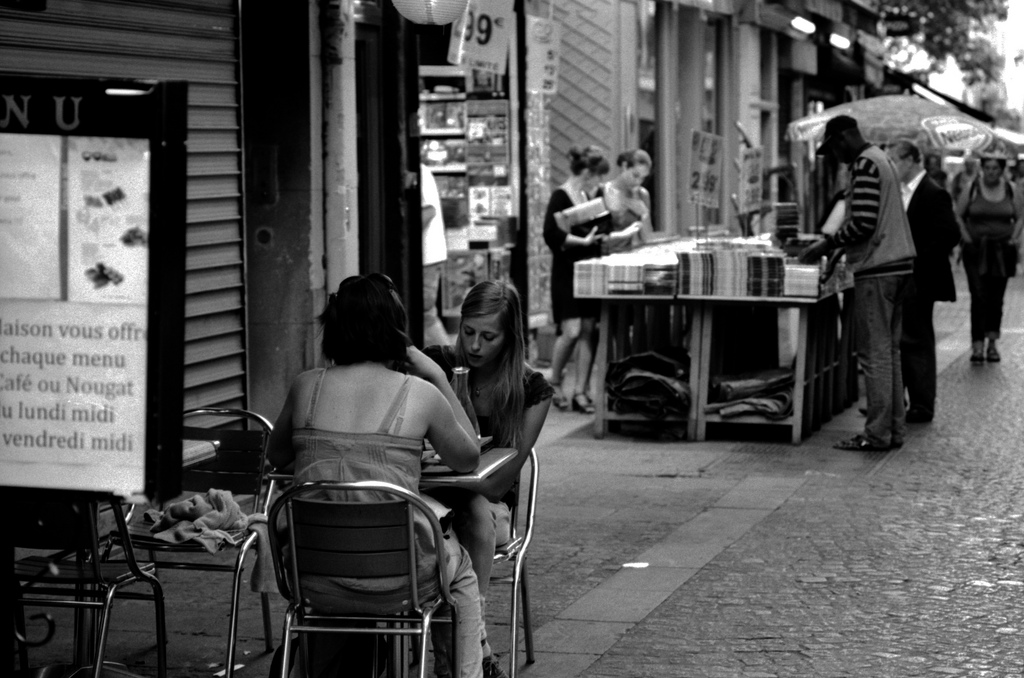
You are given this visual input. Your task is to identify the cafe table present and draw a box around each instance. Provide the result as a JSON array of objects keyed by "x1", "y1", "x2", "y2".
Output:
[
  {"x1": 263, "y1": 446, "x2": 520, "y2": 491},
  {"x1": 418, "y1": 446, "x2": 518, "y2": 491}
]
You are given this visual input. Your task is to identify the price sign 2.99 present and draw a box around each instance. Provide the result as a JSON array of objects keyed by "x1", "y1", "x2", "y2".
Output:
[{"x1": 447, "y1": 0, "x2": 514, "y2": 75}]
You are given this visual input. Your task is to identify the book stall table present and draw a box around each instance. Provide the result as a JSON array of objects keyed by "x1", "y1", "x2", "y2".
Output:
[{"x1": 578, "y1": 239, "x2": 856, "y2": 443}]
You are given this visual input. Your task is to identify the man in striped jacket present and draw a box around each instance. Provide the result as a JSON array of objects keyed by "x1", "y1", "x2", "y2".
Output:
[{"x1": 800, "y1": 115, "x2": 917, "y2": 452}]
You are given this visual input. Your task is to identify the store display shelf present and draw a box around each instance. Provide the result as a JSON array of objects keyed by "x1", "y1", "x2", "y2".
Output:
[
  {"x1": 429, "y1": 164, "x2": 467, "y2": 173},
  {"x1": 601, "y1": 411, "x2": 688, "y2": 423},
  {"x1": 702, "y1": 412, "x2": 794, "y2": 426},
  {"x1": 421, "y1": 128, "x2": 466, "y2": 137},
  {"x1": 420, "y1": 93, "x2": 467, "y2": 102},
  {"x1": 420, "y1": 65, "x2": 467, "y2": 77}
]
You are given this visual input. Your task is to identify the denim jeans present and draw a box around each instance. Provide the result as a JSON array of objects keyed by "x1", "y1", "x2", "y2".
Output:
[
  {"x1": 430, "y1": 535, "x2": 485, "y2": 678},
  {"x1": 899, "y1": 278, "x2": 936, "y2": 416},
  {"x1": 854, "y1": 275, "x2": 910, "y2": 447},
  {"x1": 424, "y1": 262, "x2": 450, "y2": 348},
  {"x1": 962, "y1": 248, "x2": 1010, "y2": 341}
]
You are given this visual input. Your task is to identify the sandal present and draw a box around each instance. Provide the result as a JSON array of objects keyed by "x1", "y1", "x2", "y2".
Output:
[
  {"x1": 970, "y1": 342, "x2": 985, "y2": 363},
  {"x1": 833, "y1": 435, "x2": 890, "y2": 452},
  {"x1": 550, "y1": 386, "x2": 569, "y2": 411},
  {"x1": 987, "y1": 345, "x2": 1001, "y2": 362},
  {"x1": 571, "y1": 393, "x2": 595, "y2": 414}
]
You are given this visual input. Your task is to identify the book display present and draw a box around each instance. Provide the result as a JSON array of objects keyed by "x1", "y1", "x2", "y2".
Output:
[
  {"x1": 579, "y1": 236, "x2": 857, "y2": 445},
  {"x1": 573, "y1": 237, "x2": 852, "y2": 301},
  {"x1": 418, "y1": 63, "x2": 518, "y2": 316}
]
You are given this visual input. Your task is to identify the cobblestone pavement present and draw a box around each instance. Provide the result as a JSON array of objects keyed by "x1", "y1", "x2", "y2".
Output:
[
  {"x1": 552, "y1": 274, "x2": 1024, "y2": 677},
  {"x1": 18, "y1": 270, "x2": 1024, "y2": 678}
]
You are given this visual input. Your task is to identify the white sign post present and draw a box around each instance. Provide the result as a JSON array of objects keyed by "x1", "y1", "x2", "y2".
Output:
[
  {"x1": 525, "y1": 15, "x2": 560, "y2": 94},
  {"x1": 448, "y1": 0, "x2": 515, "y2": 75}
]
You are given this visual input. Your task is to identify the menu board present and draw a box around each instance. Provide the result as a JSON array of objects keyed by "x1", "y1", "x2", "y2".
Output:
[{"x1": 0, "y1": 132, "x2": 150, "y2": 497}]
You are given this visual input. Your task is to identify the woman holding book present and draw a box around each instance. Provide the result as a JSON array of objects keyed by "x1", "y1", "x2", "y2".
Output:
[
  {"x1": 599, "y1": 149, "x2": 654, "y2": 253},
  {"x1": 542, "y1": 145, "x2": 609, "y2": 413}
]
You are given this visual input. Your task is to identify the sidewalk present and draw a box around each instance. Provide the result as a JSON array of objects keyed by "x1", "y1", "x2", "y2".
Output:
[{"x1": 21, "y1": 269, "x2": 1024, "y2": 677}]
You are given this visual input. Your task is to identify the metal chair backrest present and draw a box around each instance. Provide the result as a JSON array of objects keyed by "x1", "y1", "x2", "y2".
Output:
[
  {"x1": 13, "y1": 497, "x2": 102, "y2": 580},
  {"x1": 182, "y1": 408, "x2": 274, "y2": 513},
  {"x1": 269, "y1": 480, "x2": 453, "y2": 614},
  {"x1": 500, "y1": 447, "x2": 539, "y2": 552}
]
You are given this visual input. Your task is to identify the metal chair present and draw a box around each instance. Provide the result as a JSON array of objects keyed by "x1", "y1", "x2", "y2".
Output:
[
  {"x1": 106, "y1": 407, "x2": 276, "y2": 678},
  {"x1": 490, "y1": 447, "x2": 538, "y2": 678},
  {"x1": 12, "y1": 493, "x2": 168, "y2": 678},
  {"x1": 268, "y1": 480, "x2": 459, "y2": 678}
]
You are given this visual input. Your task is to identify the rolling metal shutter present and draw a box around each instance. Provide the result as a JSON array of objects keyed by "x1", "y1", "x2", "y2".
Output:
[
  {"x1": 0, "y1": 0, "x2": 248, "y2": 410},
  {"x1": 548, "y1": 0, "x2": 617, "y2": 184}
]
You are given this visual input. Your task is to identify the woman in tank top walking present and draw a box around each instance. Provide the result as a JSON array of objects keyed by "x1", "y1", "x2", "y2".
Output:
[{"x1": 955, "y1": 153, "x2": 1024, "y2": 363}]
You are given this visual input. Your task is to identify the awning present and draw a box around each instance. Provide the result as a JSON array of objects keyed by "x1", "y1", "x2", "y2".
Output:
[
  {"x1": 993, "y1": 127, "x2": 1024, "y2": 156},
  {"x1": 885, "y1": 68, "x2": 994, "y2": 123},
  {"x1": 664, "y1": 0, "x2": 735, "y2": 13}
]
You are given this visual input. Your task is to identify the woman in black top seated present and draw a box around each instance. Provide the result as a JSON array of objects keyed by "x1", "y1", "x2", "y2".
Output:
[{"x1": 424, "y1": 280, "x2": 553, "y2": 677}]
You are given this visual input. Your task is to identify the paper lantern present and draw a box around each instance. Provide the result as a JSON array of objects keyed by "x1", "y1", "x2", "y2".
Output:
[{"x1": 392, "y1": 0, "x2": 469, "y2": 25}]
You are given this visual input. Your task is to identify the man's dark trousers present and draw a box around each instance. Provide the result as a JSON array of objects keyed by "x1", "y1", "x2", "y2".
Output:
[
  {"x1": 900, "y1": 175, "x2": 960, "y2": 420},
  {"x1": 900, "y1": 278, "x2": 936, "y2": 418}
]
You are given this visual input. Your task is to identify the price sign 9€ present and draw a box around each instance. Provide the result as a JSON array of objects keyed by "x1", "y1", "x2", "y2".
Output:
[{"x1": 447, "y1": 0, "x2": 515, "y2": 75}]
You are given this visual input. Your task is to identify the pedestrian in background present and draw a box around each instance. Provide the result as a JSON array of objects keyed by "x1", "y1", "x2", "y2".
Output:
[
  {"x1": 924, "y1": 151, "x2": 948, "y2": 190},
  {"x1": 422, "y1": 164, "x2": 452, "y2": 347},
  {"x1": 598, "y1": 149, "x2": 654, "y2": 253},
  {"x1": 955, "y1": 152, "x2": 1024, "y2": 363},
  {"x1": 542, "y1": 145, "x2": 607, "y2": 414},
  {"x1": 800, "y1": 115, "x2": 917, "y2": 452},
  {"x1": 950, "y1": 153, "x2": 980, "y2": 204},
  {"x1": 887, "y1": 140, "x2": 960, "y2": 424}
]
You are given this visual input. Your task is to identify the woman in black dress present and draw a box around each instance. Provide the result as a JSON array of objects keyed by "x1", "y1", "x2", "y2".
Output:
[{"x1": 542, "y1": 145, "x2": 608, "y2": 413}]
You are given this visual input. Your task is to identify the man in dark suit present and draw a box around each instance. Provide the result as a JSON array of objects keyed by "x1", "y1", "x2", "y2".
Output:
[{"x1": 887, "y1": 140, "x2": 961, "y2": 423}]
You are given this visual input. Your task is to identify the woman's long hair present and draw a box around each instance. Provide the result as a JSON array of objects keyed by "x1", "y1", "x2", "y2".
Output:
[{"x1": 455, "y1": 280, "x2": 526, "y2": 449}]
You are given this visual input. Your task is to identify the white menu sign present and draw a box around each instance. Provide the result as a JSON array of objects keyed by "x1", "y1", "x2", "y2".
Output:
[{"x1": 0, "y1": 132, "x2": 150, "y2": 497}]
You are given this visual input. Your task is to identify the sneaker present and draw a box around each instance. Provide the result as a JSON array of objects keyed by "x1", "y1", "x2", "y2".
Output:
[{"x1": 483, "y1": 655, "x2": 509, "y2": 678}]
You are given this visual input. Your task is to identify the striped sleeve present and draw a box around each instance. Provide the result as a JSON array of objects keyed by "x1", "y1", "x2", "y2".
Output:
[{"x1": 831, "y1": 156, "x2": 880, "y2": 246}]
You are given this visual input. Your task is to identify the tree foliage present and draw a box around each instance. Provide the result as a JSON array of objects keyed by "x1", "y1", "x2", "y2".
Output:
[{"x1": 881, "y1": 0, "x2": 1009, "y2": 85}]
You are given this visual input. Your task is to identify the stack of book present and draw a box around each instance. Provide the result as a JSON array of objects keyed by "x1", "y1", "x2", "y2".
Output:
[
  {"x1": 773, "y1": 202, "x2": 800, "y2": 237},
  {"x1": 676, "y1": 249, "x2": 786, "y2": 297},
  {"x1": 782, "y1": 263, "x2": 820, "y2": 297},
  {"x1": 573, "y1": 237, "x2": 831, "y2": 299},
  {"x1": 574, "y1": 249, "x2": 680, "y2": 298}
]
